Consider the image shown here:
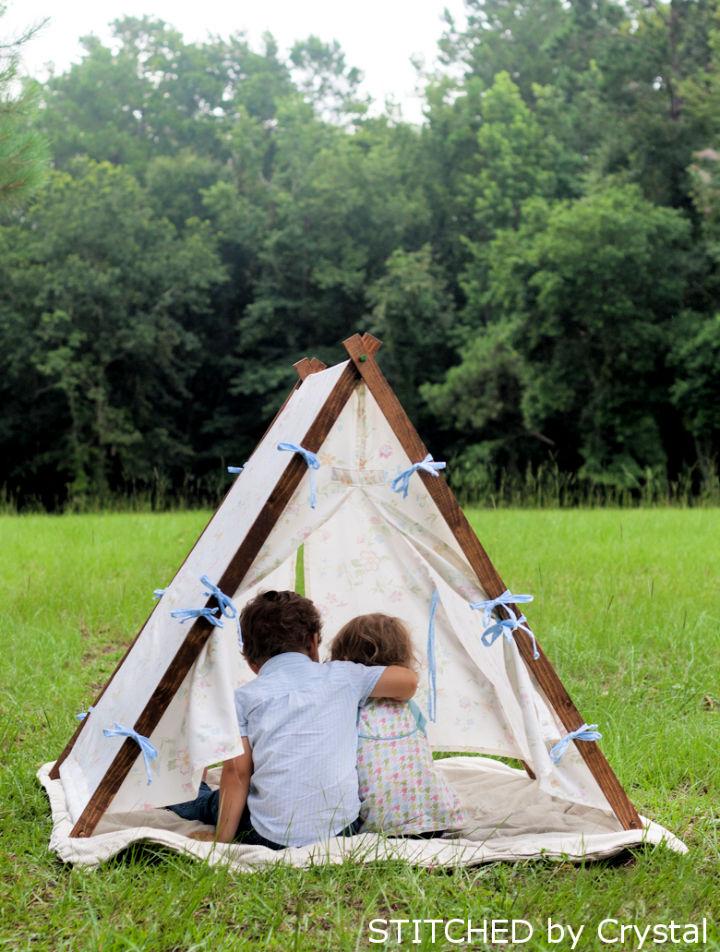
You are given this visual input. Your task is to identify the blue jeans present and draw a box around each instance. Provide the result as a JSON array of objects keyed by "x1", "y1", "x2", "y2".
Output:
[{"x1": 166, "y1": 782, "x2": 362, "y2": 850}]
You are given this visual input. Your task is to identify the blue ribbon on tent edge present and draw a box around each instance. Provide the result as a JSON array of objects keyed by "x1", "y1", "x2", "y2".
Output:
[
  {"x1": 469, "y1": 589, "x2": 540, "y2": 660},
  {"x1": 426, "y1": 589, "x2": 439, "y2": 723},
  {"x1": 200, "y1": 575, "x2": 238, "y2": 620},
  {"x1": 227, "y1": 465, "x2": 244, "y2": 474},
  {"x1": 391, "y1": 453, "x2": 446, "y2": 499},
  {"x1": 103, "y1": 722, "x2": 159, "y2": 784},
  {"x1": 549, "y1": 724, "x2": 603, "y2": 764},
  {"x1": 277, "y1": 442, "x2": 320, "y2": 508},
  {"x1": 76, "y1": 705, "x2": 95, "y2": 721},
  {"x1": 168, "y1": 577, "x2": 238, "y2": 631},
  {"x1": 170, "y1": 606, "x2": 223, "y2": 627}
]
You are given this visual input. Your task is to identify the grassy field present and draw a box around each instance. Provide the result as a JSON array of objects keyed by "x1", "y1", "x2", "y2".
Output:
[{"x1": 1, "y1": 509, "x2": 719, "y2": 950}]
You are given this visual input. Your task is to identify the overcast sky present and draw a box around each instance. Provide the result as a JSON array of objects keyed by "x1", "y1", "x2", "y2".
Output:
[{"x1": 3, "y1": 0, "x2": 468, "y2": 123}]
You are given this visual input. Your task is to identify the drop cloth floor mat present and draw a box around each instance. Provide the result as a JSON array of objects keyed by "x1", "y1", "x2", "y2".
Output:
[{"x1": 38, "y1": 757, "x2": 686, "y2": 871}]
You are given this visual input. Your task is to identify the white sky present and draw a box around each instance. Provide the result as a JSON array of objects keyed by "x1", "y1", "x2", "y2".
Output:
[{"x1": 3, "y1": 0, "x2": 467, "y2": 123}]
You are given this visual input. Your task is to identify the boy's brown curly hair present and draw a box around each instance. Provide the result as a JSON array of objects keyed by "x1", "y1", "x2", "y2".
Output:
[
  {"x1": 329, "y1": 613, "x2": 417, "y2": 669},
  {"x1": 240, "y1": 590, "x2": 322, "y2": 666}
]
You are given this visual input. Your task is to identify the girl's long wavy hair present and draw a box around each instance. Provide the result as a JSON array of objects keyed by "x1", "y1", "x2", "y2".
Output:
[{"x1": 329, "y1": 613, "x2": 417, "y2": 670}]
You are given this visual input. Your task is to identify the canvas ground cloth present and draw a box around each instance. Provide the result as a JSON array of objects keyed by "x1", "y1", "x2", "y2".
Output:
[{"x1": 39, "y1": 759, "x2": 686, "y2": 870}]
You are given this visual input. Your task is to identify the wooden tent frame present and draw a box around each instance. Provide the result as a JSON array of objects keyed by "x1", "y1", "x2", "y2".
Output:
[{"x1": 51, "y1": 333, "x2": 641, "y2": 837}]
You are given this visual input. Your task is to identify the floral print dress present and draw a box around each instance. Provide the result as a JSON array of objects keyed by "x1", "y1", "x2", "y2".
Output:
[{"x1": 356, "y1": 698, "x2": 466, "y2": 835}]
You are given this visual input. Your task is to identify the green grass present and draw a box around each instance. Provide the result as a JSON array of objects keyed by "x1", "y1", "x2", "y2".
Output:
[{"x1": 1, "y1": 510, "x2": 719, "y2": 950}]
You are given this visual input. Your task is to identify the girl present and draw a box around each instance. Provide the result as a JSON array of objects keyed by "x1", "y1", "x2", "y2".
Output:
[{"x1": 330, "y1": 613, "x2": 465, "y2": 837}]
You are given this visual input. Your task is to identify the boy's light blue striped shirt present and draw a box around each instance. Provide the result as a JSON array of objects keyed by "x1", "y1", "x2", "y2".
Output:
[{"x1": 234, "y1": 652, "x2": 385, "y2": 847}]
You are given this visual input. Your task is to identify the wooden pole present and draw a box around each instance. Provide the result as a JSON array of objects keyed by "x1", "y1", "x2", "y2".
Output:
[
  {"x1": 50, "y1": 374, "x2": 309, "y2": 783},
  {"x1": 342, "y1": 333, "x2": 641, "y2": 831},
  {"x1": 66, "y1": 340, "x2": 379, "y2": 836}
]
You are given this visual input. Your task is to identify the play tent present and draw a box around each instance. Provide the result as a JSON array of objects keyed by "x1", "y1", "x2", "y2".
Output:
[{"x1": 40, "y1": 334, "x2": 684, "y2": 867}]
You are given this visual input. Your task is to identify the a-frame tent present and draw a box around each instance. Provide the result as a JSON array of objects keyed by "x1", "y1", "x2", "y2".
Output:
[{"x1": 50, "y1": 333, "x2": 644, "y2": 844}]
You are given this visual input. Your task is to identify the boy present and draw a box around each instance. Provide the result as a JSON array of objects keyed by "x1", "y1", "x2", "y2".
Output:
[{"x1": 168, "y1": 589, "x2": 418, "y2": 848}]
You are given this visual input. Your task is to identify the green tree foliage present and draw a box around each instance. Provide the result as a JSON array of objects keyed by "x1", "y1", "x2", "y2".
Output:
[
  {"x1": 39, "y1": 18, "x2": 295, "y2": 172},
  {"x1": 367, "y1": 246, "x2": 455, "y2": 424},
  {"x1": 426, "y1": 186, "x2": 691, "y2": 489},
  {"x1": 0, "y1": 5, "x2": 719, "y2": 507},
  {"x1": 0, "y1": 159, "x2": 224, "y2": 505},
  {"x1": 0, "y1": 5, "x2": 47, "y2": 203}
]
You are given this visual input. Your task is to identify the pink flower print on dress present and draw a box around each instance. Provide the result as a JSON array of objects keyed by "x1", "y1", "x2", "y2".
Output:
[{"x1": 379, "y1": 443, "x2": 392, "y2": 459}]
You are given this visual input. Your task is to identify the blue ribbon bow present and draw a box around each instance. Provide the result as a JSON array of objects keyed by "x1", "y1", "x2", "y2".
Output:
[
  {"x1": 103, "y1": 722, "x2": 159, "y2": 784},
  {"x1": 470, "y1": 590, "x2": 534, "y2": 629},
  {"x1": 277, "y1": 442, "x2": 321, "y2": 508},
  {"x1": 170, "y1": 607, "x2": 223, "y2": 627},
  {"x1": 200, "y1": 575, "x2": 237, "y2": 620},
  {"x1": 426, "y1": 589, "x2": 439, "y2": 723},
  {"x1": 549, "y1": 724, "x2": 602, "y2": 764},
  {"x1": 469, "y1": 589, "x2": 539, "y2": 660},
  {"x1": 391, "y1": 453, "x2": 446, "y2": 499}
]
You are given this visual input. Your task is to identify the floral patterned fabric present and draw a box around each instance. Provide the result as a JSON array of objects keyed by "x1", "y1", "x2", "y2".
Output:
[{"x1": 357, "y1": 699, "x2": 465, "y2": 834}]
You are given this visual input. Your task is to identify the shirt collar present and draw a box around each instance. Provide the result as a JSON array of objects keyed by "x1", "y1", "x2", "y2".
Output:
[{"x1": 258, "y1": 652, "x2": 315, "y2": 676}]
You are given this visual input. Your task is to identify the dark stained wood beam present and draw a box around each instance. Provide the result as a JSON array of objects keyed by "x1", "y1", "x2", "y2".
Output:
[
  {"x1": 50, "y1": 375, "x2": 309, "y2": 784},
  {"x1": 342, "y1": 333, "x2": 641, "y2": 831},
  {"x1": 65, "y1": 345, "x2": 383, "y2": 836}
]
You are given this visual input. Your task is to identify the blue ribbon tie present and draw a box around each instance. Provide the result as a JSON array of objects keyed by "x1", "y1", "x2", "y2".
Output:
[
  {"x1": 170, "y1": 607, "x2": 223, "y2": 627},
  {"x1": 479, "y1": 617, "x2": 519, "y2": 648},
  {"x1": 391, "y1": 453, "x2": 446, "y2": 499},
  {"x1": 470, "y1": 589, "x2": 539, "y2": 659},
  {"x1": 76, "y1": 705, "x2": 95, "y2": 721},
  {"x1": 227, "y1": 465, "x2": 244, "y2": 474},
  {"x1": 103, "y1": 722, "x2": 159, "y2": 784},
  {"x1": 277, "y1": 442, "x2": 321, "y2": 508},
  {"x1": 427, "y1": 589, "x2": 439, "y2": 723},
  {"x1": 200, "y1": 575, "x2": 237, "y2": 620},
  {"x1": 470, "y1": 589, "x2": 534, "y2": 628},
  {"x1": 152, "y1": 588, "x2": 166, "y2": 600},
  {"x1": 549, "y1": 724, "x2": 602, "y2": 764}
]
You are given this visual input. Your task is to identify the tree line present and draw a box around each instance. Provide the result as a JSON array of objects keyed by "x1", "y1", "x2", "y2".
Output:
[{"x1": 1, "y1": 1, "x2": 719, "y2": 509}]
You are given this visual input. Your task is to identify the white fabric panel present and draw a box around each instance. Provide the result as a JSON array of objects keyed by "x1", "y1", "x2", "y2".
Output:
[
  {"x1": 60, "y1": 362, "x2": 348, "y2": 822},
  {"x1": 305, "y1": 496, "x2": 522, "y2": 759}
]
